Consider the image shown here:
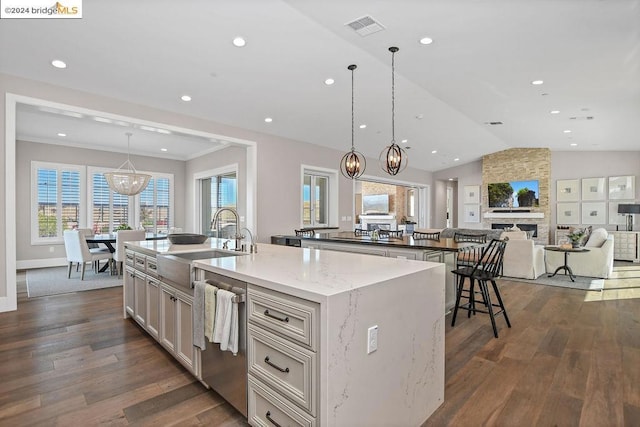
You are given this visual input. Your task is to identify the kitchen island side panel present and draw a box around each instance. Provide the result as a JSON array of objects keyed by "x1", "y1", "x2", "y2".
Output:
[{"x1": 321, "y1": 264, "x2": 445, "y2": 426}]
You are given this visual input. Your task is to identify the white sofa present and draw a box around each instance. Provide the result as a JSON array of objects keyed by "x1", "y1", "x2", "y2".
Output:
[
  {"x1": 544, "y1": 228, "x2": 614, "y2": 279},
  {"x1": 500, "y1": 231, "x2": 546, "y2": 279}
]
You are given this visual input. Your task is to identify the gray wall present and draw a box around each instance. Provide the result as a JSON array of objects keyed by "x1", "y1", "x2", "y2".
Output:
[
  {"x1": 433, "y1": 160, "x2": 482, "y2": 229},
  {"x1": 1, "y1": 72, "x2": 432, "y2": 308},
  {"x1": 434, "y1": 151, "x2": 640, "y2": 230},
  {"x1": 16, "y1": 140, "x2": 186, "y2": 262}
]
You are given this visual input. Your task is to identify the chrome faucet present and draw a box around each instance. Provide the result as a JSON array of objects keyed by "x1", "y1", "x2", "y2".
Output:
[
  {"x1": 211, "y1": 208, "x2": 242, "y2": 251},
  {"x1": 239, "y1": 227, "x2": 257, "y2": 253}
]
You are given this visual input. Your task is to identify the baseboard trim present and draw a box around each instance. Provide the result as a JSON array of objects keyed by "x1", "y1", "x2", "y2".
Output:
[{"x1": 17, "y1": 258, "x2": 67, "y2": 270}]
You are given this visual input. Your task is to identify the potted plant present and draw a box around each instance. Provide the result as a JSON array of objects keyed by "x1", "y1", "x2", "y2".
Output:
[
  {"x1": 115, "y1": 224, "x2": 132, "y2": 231},
  {"x1": 567, "y1": 229, "x2": 585, "y2": 248}
]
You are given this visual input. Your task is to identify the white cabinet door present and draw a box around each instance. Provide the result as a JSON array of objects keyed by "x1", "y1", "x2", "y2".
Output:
[
  {"x1": 133, "y1": 270, "x2": 147, "y2": 328},
  {"x1": 146, "y1": 276, "x2": 160, "y2": 340},
  {"x1": 124, "y1": 266, "x2": 135, "y2": 318},
  {"x1": 159, "y1": 284, "x2": 177, "y2": 354},
  {"x1": 175, "y1": 289, "x2": 197, "y2": 376}
]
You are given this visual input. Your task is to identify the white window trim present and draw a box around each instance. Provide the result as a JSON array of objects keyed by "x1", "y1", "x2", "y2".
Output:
[
  {"x1": 301, "y1": 165, "x2": 338, "y2": 228},
  {"x1": 134, "y1": 171, "x2": 175, "y2": 233},
  {"x1": 31, "y1": 160, "x2": 86, "y2": 245},
  {"x1": 193, "y1": 164, "x2": 239, "y2": 235}
]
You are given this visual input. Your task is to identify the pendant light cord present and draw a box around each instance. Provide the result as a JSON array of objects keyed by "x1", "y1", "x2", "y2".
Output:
[
  {"x1": 349, "y1": 64, "x2": 356, "y2": 151},
  {"x1": 391, "y1": 48, "x2": 396, "y2": 144}
]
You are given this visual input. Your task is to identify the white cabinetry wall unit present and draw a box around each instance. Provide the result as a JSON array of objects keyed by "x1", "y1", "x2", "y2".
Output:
[
  {"x1": 610, "y1": 231, "x2": 640, "y2": 262},
  {"x1": 246, "y1": 285, "x2": 319, "y2": 426},
  {"x1": 124, "y1": 247, "x2": 200, "y2": 378}
]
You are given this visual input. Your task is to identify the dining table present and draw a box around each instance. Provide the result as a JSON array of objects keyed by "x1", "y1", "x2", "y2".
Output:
[{"x1": 86, "y1": 233, "x2": 167, "y2": 272}]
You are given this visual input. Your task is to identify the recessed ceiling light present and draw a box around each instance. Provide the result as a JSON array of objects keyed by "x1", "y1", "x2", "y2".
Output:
[
  {"x1": 51, "y1": 59, "x2": 66, "y2": 69},
  {"x1": 563, "y1": 129, "x2": 572, "y2": 133},
  {"x1": 401, "y1": 139, "x2": 408, "y2": 143},
  {"x1": 448, "y1": 178, "x2": 454, "y2": 181},
  {"x1": 454, "y1": 158, "x2": 460, "y2": 162},
  {"x1": 570, "y1": 143, "x2": 578, "y2": 147},
  {"x1": 157, "y1": 129, "x2": 171, "y2": 134},
  {"x1": 550, "y1": 110, "x2": 560, "y2": 114},
  {"x1": 419, "y1": 37, "x2": 433, "y2": 45},
  {"x1": 324, "y1": 78, "x2": 334, "y2": 85},
  {"x1": 181, "y1": 95, "x2": 192, "y2": 102},
  {"x1": 415, "y1": 114, "x2": 424, "y2": 120},
  {"x1": 359, "y1": 124, "x2": 366, "y2": 129},
  {"x1": 531, "y1": 80, "x2": 544, "y2": 85},
  {"x1": 161, "y1": 148, "x2": 168, "y2": 152},
  {"x1": 431, "y1": 150, "x2": 438, "y2": 154},
  {"x1": 93, "y1": 117, "x2": 112, "y2": 123},
  {"x1": 57, "y1": 133, "x2": 66, "y2": 137},
  {"x1": 233, "y1": 37, "x2": 246, "y2": 47},
  {"x1": 264, "y1": 117, "x2": 273, "y2": 123}
]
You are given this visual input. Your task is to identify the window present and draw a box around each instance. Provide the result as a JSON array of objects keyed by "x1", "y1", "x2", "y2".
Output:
[
  {"x1": 31, "y1": 162, "x2": 85, "y2": 244},
  {"x1": 139, "y1": 175, "x2": 172, "y2": 233},
  {"x1": 303, "y1": 170, "x2": 330, "y2": 227},
  {"x1": 201, "y1": 172, "x2": 237, "y2": 237},
  {"x1": 90, "y1": 171, "x2": 129, "y2": 233}
]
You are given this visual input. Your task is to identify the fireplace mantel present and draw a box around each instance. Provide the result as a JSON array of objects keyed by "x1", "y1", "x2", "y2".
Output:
[{"x1": 484, "y1": 212, "x2": 544, "y2": 219}]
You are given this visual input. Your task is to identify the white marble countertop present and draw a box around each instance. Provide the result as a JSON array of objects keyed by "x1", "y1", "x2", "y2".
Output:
[
  {"x1": 127, "y1": 238, "x2": 440, "y2": 302},
  {"x1": 193, "y1": 243, "x2": 438, "y2": 302}
]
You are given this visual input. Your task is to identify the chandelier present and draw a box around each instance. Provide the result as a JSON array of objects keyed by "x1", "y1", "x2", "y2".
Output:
[
  {"x1": 379, "y1": 46, "x2": 408, "y2": 175},
  {"x1": 340, "y1": 64, "x2": 366, "y2": 179},
  {"x1": 104, "y1": 132, "x2": 151, "y2": 196}
]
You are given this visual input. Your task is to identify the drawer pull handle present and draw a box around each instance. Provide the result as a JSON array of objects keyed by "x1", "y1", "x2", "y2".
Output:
[
  {"x1": 264, "y1": 356, "x2": 289, "y2": 373},
  {"x1": 264, "y1": 310, "x2": 289, "y2": 323},
  {"x1": 265, "y1": 411, "x2": 282, "y2": 427}
]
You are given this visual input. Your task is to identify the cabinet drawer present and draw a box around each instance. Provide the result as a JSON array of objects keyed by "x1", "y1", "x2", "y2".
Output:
[
  {"x1": 125, "y1": 250, "x2": 135, "y2": 267},
  {"x1": 248, "y1": 286, "x2": 319, "y2": 350},
  {"x1": 134, "y1": 253, "x2": 147, "y2": 271},
  {"x1": 248, "y1": 324, "x2": 316, "y2": 415},
  {"x1": 145, "y1": 256, "x2": 158, "y2": 277},
  {"x1": 248, "y1": 376, "x2": 315, "y2": 427}
]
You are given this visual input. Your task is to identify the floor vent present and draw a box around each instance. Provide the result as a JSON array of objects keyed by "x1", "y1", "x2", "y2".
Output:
[{"x1": 345, "y1": 15, "x2": 385, "y2": 37}]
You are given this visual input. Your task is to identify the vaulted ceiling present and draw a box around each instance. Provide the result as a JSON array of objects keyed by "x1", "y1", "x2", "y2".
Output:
[{"x1": 2, "y1": 0, "x2": 639, "y2": 171}]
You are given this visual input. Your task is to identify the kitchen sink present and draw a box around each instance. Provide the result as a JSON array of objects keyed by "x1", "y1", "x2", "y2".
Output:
[{"x1": 156, "y1": 250, "x2": 245, "y2": 290}]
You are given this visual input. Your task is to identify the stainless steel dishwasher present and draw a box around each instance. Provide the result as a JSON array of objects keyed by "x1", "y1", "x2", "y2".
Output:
[{"x1": 200, "y1": 270, "x2": 248, "y2": 417}]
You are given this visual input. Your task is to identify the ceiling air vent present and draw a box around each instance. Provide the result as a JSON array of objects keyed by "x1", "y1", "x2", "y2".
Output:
[
  {"x1": 346, "y1": 15, "x2": 385, "y2": 37},
  {"x1": 569, "y1": 116, "x2": 595, "y2": 120},
  {"x1": 489, "y1": 121, "x2": 503, "y2": 125}
]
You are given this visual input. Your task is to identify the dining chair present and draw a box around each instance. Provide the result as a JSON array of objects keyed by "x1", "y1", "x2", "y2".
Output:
[
  {"x1": 380, "y1": 229, "x2": 403, "y2": 238},
  {"x1": 450, "y1": 238, "x2": 511, "y2": 338},
  {"x1": 412, "y1": 231, "x2": 440, "y2": 240},
  {"x1": 114, "y1": 230, "x2": 146, "y2": 278},
  {"x1": 454, "y1": 232, "x2": 488, "y2": 268},
  {"x1": 354, "y1": 228, "x2": 371, "y2": 236},
  {"x1": 63, "y1": 230, "x2": 113, "y2": 280}
]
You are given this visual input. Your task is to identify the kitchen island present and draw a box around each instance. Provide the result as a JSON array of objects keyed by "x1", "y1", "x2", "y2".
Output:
[
  {"x1": 288, "y1": 231, "x2": 476, "y2": 311},
  {"x1": 124, "y1": 239, "x2": 445, "y2": 426}
]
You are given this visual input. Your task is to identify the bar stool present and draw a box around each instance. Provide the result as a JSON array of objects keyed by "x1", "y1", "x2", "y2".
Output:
[
  {"x1": 295, "y1": 229, "x2": 315, "y2": 237},
  {"x1": 451, "y1": 238, "x2": 511, "y2": 338},
  {"x1": 412, "y1": 231, "x2": 440, "y2": 240}
]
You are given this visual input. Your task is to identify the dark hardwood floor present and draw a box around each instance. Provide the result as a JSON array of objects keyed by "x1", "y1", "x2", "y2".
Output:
[{"x1": 2, "y1": 266, "x2": 639, "y2": 425}]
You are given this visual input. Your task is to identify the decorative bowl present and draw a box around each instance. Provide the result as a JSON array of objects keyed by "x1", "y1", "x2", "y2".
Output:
[{"x1": 167, "y1": 233, "x2": 208, "y2": 244}]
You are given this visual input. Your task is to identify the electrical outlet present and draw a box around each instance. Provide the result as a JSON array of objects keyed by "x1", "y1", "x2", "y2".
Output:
[
  {"x1": 367, "y1": 325, "x2": 378, "y2": 354},
  {"x1": 49, "y1": 246, "x2": 55, "y2": 253}
]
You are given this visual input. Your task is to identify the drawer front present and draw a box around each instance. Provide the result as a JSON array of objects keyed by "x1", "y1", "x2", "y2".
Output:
[
  {"x1": 134, "y1": 253, "x2": 147, "y2": 272},
  {"x1": 125, "y1": 250, "x2": 136, "y2": 267},
  {"x1": 248, "y1": 376, "x2": 315, "y2": 427},
  {"x1": 248, "y1": 324, "x2": 316, "y2": 415},
  {"x1": 248, "y1": 286, "x2": 318, "y2": 350},
  {"x1": 145, "y1": 256, "x2": 158, "y2": 277}
]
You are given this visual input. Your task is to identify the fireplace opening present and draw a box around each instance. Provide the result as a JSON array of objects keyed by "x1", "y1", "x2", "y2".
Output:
[{"x1": 491, "y1": 223, "x2": 538, "y2": 238}]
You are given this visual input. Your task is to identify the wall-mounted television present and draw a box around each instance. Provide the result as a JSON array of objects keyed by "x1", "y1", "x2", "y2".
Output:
[
  {"x1": 488, "y1": 180, "x2": 539, "y2": 208},
  {"x1": 362, "y1": 194, "x2": 389, "y2": 214}
]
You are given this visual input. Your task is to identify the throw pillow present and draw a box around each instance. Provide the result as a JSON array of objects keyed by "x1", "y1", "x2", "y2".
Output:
[
  {"x1": 569, "y1": 226, "x2": 592, "y2": 246},
  {"x1": 585, "y1": 228, "x2": 608, "y2": 248}
]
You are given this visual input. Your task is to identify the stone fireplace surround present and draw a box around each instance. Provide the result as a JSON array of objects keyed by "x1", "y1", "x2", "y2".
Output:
[{"x1": 482, "y1": 148, "x2": 551, "y2": 244}]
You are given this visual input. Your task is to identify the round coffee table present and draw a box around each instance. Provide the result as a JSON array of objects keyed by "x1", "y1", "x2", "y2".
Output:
[{"x1": 544, "y1": 246, "x2": 590, "y2": 282}]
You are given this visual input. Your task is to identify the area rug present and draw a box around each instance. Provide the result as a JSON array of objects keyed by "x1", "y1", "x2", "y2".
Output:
[
  {"x1": 26, "y1": 266, "x2": 122, "y2": 297},
  {"x1": 507, "y1": 273, "x2": 604, "y2": 291}
]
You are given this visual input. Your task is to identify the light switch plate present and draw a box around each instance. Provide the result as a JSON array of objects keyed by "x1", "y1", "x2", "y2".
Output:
[{"x1": 367, "y1": 325, "x2": 378, "y2": 354}]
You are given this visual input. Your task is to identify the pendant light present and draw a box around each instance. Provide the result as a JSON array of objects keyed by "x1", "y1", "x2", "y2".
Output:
[
  {"x1": 340, "y1": 64, "x2": 366, "y2": 179},
  {"x1": 379, "y1": 46, "x2": 407, "y2": 175},
  {"x1": 104, "y1": 132, "x2": 151, "y2": 196}
]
